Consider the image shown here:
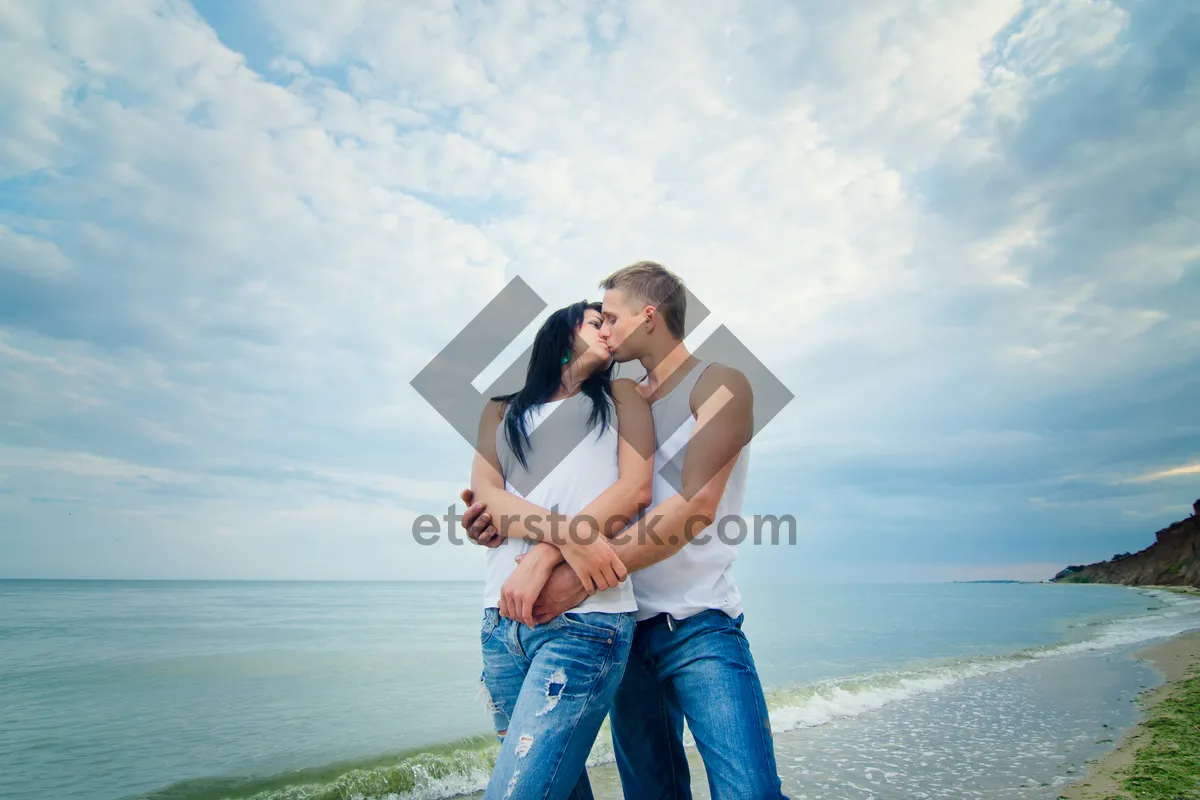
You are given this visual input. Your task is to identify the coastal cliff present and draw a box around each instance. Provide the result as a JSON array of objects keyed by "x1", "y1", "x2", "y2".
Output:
[{"x1": 1052, "y1": 499, "x2": 1200, "y2": 588}]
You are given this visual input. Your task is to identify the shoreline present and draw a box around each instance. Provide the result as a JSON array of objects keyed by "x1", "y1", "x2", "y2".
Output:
[{"x1": 1057, "y1": 626, "x2": 1200, "y2": 799}]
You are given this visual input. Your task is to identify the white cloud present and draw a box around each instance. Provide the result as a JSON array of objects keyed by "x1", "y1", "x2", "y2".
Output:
[
  {"x1": 0, "y1": 0, "x2": 1194, "y2": 578},
  {"x1": 0, "y1": 225, "x2": 73, "y2": 275},
  {"x1": 1000, "y1": 0, "x2": 1127, "y2": 78},
  {"x1": 0, "y1": 445, "x2": 196, "y2": 484},
  {"x1": 1121, "y1": 461, "x2": 1200, "y2": 484}
]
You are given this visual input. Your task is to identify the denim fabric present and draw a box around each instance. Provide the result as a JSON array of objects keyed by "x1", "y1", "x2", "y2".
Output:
[
  {"x1": 609, "y1": 610, "x2": 787, "y2": 799},
  {"x1": 480, "y1": 607, "x2": 635, "y2": 800}
]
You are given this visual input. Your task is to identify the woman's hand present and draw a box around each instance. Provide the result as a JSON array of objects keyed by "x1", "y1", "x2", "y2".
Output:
[
  {"x1": 558, "y1": 528, "x2": 628, "y2": 595},
  {"x1": 499, "y1": 548, "x2": 557, "y2": 627}
]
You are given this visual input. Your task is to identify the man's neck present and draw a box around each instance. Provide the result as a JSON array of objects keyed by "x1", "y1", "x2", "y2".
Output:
[{"x1": 637, "y1": 339, "x2": 694, "y2": 400}]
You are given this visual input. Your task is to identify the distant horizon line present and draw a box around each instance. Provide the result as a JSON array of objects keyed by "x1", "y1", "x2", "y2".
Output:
[{"x1": 0, "y1": 576, "x2": 1048, "y2": 585}]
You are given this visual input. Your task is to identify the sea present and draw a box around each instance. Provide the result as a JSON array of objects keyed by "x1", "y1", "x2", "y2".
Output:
[{"x1": 3, "y1": 579, "x2": 1199, "y2": 800}]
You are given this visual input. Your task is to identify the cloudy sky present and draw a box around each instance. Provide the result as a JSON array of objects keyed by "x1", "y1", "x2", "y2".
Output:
[{"x1": 1, "y1": 0, "x2": 1196, "y2": 582}]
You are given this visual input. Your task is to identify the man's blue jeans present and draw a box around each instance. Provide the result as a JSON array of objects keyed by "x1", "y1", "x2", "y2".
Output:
[
  {"x1": 610, "y1": 609, "x2": 788, "y2": 799},
  {"x1": 480, "y1": 607, "x2": 635, "y2": 800}
]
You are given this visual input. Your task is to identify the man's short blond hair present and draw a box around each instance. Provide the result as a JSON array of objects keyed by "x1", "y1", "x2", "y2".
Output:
[{"x1": 598, "y1": 261, "x2": 687, "y2": 339}]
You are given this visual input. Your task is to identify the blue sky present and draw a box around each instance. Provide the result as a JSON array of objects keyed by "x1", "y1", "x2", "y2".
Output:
[{"x1": 0, "y1": 0, "x2": 1196, "y2": 582}]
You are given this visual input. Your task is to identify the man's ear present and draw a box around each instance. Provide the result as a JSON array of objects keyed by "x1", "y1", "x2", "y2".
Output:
[{"x1": 644, "y1": 305, "x2": 658, "y2": 330}]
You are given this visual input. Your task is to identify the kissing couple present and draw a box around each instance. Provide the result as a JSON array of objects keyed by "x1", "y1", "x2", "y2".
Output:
[{"x1": 459, "y1": 261, "x2": 788, "y2": 799}]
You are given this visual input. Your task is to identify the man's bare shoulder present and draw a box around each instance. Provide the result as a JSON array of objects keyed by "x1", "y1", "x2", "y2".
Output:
[{"x1": 691, "y1": 362, "x2": 752, "y2": 408}]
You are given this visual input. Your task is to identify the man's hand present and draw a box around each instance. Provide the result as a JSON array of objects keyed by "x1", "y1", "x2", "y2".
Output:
[
  {"x1": 498, "y1": 550, "x2": 556, "y2": 627},
  {"x1": 460, "y1": 489, "x2": 502, "y2": 547},
  {"x1": 531, "y1": 562, "x2": 589, "y2": 625}
]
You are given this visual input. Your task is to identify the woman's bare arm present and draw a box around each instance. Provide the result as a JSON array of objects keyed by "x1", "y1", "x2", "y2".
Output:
[
  {"x1": 470, "y1": 381, "x2": 654, "y2": 544},
  {"x1": 518, "y1": 378, "x2": 654, "y2": 569}
]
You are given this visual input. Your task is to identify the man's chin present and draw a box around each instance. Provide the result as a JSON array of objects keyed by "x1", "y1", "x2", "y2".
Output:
[{"x1": 608, "y1": 351, "x2": 635, "y2": 364}]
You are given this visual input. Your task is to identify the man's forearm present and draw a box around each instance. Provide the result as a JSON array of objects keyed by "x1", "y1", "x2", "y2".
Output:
[
  {"x1": 530, "y1": 502, "x2": 707, "y2": 625},
  {"x1": 530, "y1": 511, "x2": 693, "y2": 624},
  {"x1": 528, "y1": 457, "x2": 730, "y2": 622},
  {"x1": 608, "y1": 491, "x2": 715, "y2": 573},
  {"x1": 545, "y1": 492, "x2": 715, "y2": 595}
]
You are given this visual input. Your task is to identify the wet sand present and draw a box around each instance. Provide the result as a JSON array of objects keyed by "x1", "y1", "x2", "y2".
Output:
[{"x1": 1057, "y1": 627, "x2": 1200, "y2": 799}]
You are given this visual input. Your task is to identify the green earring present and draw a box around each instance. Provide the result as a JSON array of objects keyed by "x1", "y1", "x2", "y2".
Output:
[{"x1": 561, "y1": 349, "x2": 571, "y2": 365}]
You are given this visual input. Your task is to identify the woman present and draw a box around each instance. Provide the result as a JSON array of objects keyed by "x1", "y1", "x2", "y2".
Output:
[{"x1": 470, "y1": 300, "x2": 654, "y2": 800}]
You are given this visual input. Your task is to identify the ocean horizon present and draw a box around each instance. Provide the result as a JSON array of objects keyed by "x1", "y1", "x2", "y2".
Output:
[{"x1": 3, "y1": 579, "x2": 1199, "y2": 800}]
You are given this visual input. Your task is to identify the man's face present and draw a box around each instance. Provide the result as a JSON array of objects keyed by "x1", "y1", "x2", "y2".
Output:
[{"x1": 600, "y1": 288, "x2": 646, "y2": 363}]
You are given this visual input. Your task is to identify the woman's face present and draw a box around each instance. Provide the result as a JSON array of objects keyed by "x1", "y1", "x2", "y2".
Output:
[{"x1": 572, "y1": 308, "x2": 613, "y2": 370}]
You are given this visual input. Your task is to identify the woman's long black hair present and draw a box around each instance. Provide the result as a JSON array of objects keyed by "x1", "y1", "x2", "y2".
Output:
[{"x1": 491, "y1": 300, "x2": 615, "y2": 469}]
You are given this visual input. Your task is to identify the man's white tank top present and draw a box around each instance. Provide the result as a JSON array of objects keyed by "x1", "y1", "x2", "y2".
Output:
[
  {"x1": 483, "y1": 392, "x2": 638, "y2": 614},
  {"x1": 633, "y1": 359, "x2": 749, "y2": 622}
]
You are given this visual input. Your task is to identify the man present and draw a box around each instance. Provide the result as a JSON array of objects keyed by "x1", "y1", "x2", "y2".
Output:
[{"x1": 461, "y1": 261, "x2": 787, "y2": 799}]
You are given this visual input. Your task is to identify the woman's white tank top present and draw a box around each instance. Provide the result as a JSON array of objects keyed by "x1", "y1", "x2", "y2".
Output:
[{"x1": 483, "y1": 392, "x2": 638, "y2": 614}]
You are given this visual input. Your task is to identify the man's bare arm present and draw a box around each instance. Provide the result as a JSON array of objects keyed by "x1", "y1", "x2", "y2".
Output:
[
  {"x1": 616, "y1": 364, "x2": 751, "y2": 568},
  {"x1": 532, "y1": 364, "x2": 753, "y2": 621}
]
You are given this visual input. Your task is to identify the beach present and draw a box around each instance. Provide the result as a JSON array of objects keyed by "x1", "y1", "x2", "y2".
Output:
[
  {"x1": 486, "y1": 588, "x2": 1200, "y2": 800},
  {"x1": 4, "y1": 580, "x2": 1200, "y2": 800},
  {"x1": 1058, "y1": 619, "x2": 1200, "y2": 800}
]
